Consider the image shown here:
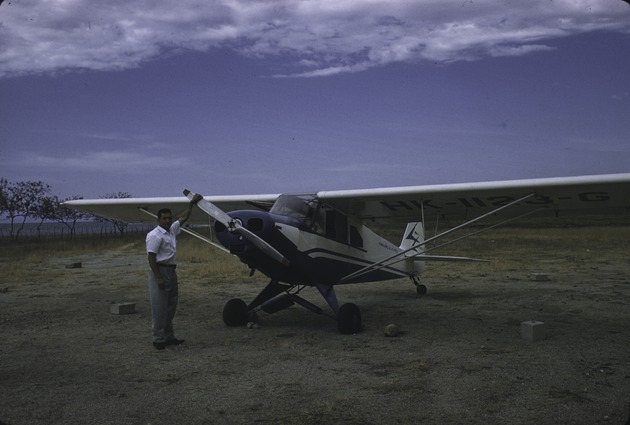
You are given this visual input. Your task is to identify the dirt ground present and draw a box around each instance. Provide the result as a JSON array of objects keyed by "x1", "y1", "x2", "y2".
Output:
[{"x1": 1, "y1": 227, "x2": 630, "y2": 425}]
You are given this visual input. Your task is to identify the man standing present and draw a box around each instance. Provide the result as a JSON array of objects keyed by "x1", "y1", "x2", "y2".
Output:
[{"x1": 146, "y1": 194, "x2": 203, "y2": 350}]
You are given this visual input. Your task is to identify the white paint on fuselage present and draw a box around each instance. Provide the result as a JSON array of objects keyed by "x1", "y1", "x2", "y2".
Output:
[{"x1": 275, "y1": 221, "x2": 410, "y2": 278}]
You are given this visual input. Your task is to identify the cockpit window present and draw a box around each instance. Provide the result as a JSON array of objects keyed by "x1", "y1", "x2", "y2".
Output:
[
  {"x1": 270, "y1": 194, "x2": 319, "y2": 222},
  {"x1": 270, "y1": 194, "x2": 362, "y2": 248}
]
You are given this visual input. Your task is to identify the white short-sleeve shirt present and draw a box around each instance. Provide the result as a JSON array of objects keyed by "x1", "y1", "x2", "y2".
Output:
[{"x1": 146, "y1": 220, "x2": 182, "y2": 264}]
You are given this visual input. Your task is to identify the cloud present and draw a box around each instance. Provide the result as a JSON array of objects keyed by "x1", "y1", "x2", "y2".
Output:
[
  {"x1": 487, "y1": 43, "x2": 555, "y2": 57},
  {"x1": 79, "y1": 132, "x2": 153, "y2": 143},
  {"x1": 0, "y1": 0, "x2": 628, "y2": 78},
  {"x1": 611, "y1": 91, "x2": 629, "y2": 101},
  {"x1": 13, "y1": 151, "x2": 188, "y2": 173}
]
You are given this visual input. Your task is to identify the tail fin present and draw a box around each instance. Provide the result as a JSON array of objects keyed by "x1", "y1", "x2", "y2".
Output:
[
  {"x1": 400, "y1": 222, "x2": 425, "y2": 255},
  {"x1": 400, "y1": 222, "x2": 425, "y2": 275}
]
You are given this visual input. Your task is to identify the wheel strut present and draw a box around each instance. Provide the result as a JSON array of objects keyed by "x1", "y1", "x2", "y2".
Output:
[{"x1": 411, "y1": 276, "x2": 427, "y2": 296}]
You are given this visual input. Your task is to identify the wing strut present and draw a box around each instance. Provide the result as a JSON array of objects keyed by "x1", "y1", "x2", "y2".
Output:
[
  {"x1": 340, "y1": 192, "x2": 537, "y2": 283},
  {"x1": 414, "y1": 207, "x2": 546, "y2": 259}
]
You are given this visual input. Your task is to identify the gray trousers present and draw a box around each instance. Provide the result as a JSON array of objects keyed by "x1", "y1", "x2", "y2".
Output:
[{"x1": 148, "y1": 266, "x2": 179, "y2": 343}]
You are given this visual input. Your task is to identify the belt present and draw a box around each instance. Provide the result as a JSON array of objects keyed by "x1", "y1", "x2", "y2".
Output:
[{"x1": 157, "y1": 263, "x2": 177, "y2": 269}]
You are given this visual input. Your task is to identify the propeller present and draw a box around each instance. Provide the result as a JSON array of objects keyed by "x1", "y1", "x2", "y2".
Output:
[{"x1": 184, "y1": 189, "x2": 289, "y2": 266}]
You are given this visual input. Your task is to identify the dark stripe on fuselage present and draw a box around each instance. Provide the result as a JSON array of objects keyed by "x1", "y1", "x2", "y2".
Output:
[{"x1": 302, "y1": 247, "x2": 407, "y2": 284}]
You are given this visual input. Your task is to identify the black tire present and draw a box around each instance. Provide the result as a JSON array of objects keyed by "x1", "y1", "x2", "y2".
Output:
[
  {"x1": 416, "y1": 284, "x2": 427, "y2": 296},
  {"x1": 337, "y1": 303, "x2": 362, "y2": 334},
  {"x1": 223, "y1": 298, "x2": 248, "y2": 326}
]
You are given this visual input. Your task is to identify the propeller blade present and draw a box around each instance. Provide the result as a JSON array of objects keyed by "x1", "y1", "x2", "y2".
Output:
[
  {"x1": 183, "y1": 189, "x2": 232, "y2": 227},
  {"x1": 183, "y1": 189, "x2": 289, "y2": 267}
]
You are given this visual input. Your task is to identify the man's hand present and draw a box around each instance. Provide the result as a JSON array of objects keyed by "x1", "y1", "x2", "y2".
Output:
[
  {"x1": 148, "y1": 252, "x2": 166, "y2": 289},
  {"x1": 156, "y1": 274, "x2": 166, "y2": 289},
  {"x1": 191, "y1": 193, "x2": 203, "y2": 205}
]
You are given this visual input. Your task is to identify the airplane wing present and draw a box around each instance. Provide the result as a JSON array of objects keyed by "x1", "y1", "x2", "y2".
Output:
[
  {"x1": 64, "y1": 194, "x2": 280, "y2": 224},
  {"x1": 318, "y1": 173, "x2": 630, "y2": 223},
  {"x1": 65, "y1": 173, "x2": 630, "y2": 225}
]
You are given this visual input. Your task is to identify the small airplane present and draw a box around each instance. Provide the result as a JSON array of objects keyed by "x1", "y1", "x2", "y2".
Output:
[{"x1": 65, "y1": 173, "x2": 630, "y2": 333}]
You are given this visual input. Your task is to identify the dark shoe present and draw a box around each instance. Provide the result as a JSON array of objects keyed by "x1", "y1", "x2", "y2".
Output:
[
  {"x1": 167, "y1": 338, "x2": 185, "y2": 346},
  {"x1": 153, "y1": 342, "x2": 167, "y2": 350}
]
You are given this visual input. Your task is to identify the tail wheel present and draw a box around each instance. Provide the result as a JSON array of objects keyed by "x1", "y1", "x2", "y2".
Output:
[
  {"x1": 337, "y1": 303, "x2": 362, "y2": 334},
  {"x1": 223, "y1": 298, "x2": 248, "y2": 326},
  {"x1": 411, "y1": 276, "x2": 427, "y2": 297}
]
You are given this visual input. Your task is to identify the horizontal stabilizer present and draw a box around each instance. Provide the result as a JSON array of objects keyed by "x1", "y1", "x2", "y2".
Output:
[{"x1": 411, "y1": 255, "x2": 489, "y2": 262}]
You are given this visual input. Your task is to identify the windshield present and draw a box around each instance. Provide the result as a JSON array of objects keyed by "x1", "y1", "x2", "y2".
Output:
[{"x1": 270, "y1": 194, "x2": 319, "y2": 222}]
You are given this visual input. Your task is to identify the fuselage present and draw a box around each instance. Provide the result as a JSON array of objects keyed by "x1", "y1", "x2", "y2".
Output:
[{"x1": 214, "y1": 194, "x2": 417, "y2": 285}]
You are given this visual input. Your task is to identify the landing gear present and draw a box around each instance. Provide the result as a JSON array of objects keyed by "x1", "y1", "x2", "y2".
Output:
[
  {"x1": 223, "y1": 298, "x2": 248, "y2": 326},
  {"x1": 337, "y1": 303, "x2": 362, "y2": 334},
  {"x1": 223, "y1": 280, "x2": 363, "y2": 334},
  {"x1": 411, "y1": 276, "x2": 427, "y2": 296}
]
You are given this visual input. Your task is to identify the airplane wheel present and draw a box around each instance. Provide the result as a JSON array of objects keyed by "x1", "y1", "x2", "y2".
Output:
[
  {"x1": 223, "y1": 298, "x2": 248, "y2": 326},
  {"x1": 416, "y1": 284, "x2": 427, "y2": 296},
  {"x1": 338, "y1": 303, "x2": 362, "y2": 334}
]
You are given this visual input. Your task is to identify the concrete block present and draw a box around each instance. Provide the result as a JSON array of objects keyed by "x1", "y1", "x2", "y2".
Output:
[
  {"x1": 521, "y1": 320, "x2": 545, "y2": 341},
  {"x1": 529, "y1": 273, "x2": 549, "y2": 281},
  {"x1": 110, "y1": 303, "x2": 136, "y2": 315}
]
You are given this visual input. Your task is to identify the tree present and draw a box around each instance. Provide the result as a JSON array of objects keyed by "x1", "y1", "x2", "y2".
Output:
[
  {"x1": 48, "y1": 195, "x2": 92, "y2": 238},
  {"x1": 34, "y1": 195, "x2": 58, "y2": 238},
  {"x1": 0, "y1": 178, "x2": 8, "y2": 219},
  {"x1": 0, "y1": 179, "x2": 52, "y2": 240},
  {"x1": 96, "y1": 192, "x2": 132, "y2": 235}
]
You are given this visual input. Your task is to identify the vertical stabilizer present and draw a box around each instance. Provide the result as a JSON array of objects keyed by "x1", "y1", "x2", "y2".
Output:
[
  {"x1": 400, "y1": 222, "x2": 425, "y2": 275},
  {"x1": 400, "y1": 222, "x2": 425, "y2": 255}
]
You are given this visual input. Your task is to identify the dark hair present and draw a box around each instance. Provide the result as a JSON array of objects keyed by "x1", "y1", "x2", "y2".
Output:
[{"x1": 157, "y1": 208, "x2": 172, "y2": 219}]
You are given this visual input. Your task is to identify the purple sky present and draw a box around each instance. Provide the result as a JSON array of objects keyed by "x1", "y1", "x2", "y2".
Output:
[{"x1": 1, "y1": 1, "x2": 629, "y2": 199}]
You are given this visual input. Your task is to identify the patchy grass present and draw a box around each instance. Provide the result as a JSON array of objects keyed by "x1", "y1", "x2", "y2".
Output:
[
  {"x1": 0, "y1": 234, "x2": 145, "y2": 284},
  {"x1": 176, "y1": 236, "x2": 249, "y2": 279},
  {"x1": 2, "y1": 221, "x2": 629, "y2": 425},
  {"x1": 0, "y1": 233, "x2": 141, "y2": 258},
  {"x1": 2, "y1": 224, "x2": 629, "y2": 286},
  {"x1": 411, "y1": 224, "x2": 630, "y2": 280},
  {"x1": 428, "y1": 225, "x2": 630, "y2": 254}
]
